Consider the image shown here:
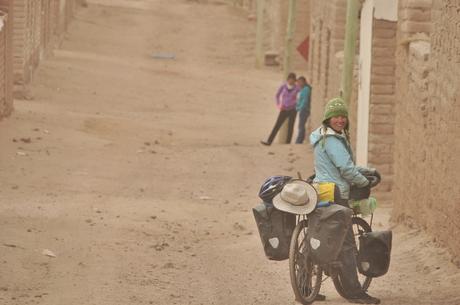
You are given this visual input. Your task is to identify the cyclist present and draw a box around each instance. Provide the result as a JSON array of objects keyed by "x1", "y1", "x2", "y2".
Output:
[{"x1": 309, "y1": 97, "x2": 380, "y2": 304}]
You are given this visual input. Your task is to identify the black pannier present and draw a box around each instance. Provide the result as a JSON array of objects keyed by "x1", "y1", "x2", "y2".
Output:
[
  {"x1": 357, "y1": 230, "x2": 392, "y2": 277},
  {"x1": 306, "y1": 204, "x2": 353, "y2": 265},
  {"x1": 252, "y1": 202, "x2": 296, "y2": 261}
]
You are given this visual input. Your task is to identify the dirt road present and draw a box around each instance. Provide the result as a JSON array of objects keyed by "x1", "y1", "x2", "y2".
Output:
[{"x1": 0, "y1": 1, "x2": 459, "y2": 304}]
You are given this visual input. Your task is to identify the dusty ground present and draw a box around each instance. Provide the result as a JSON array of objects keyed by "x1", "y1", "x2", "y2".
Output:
[{"x1": 0, "y1": 0, "x2": 459, "y2": 304}]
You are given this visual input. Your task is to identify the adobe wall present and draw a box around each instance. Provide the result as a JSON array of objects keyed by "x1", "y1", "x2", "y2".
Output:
[
  {"x1": 367, "y1": 19, "x2": 397, "y2": 203},
  {"x1": 393, "y1": 0, "x2": 460, "y2": 260},
  {"x1": 278, "y1": 0, "x2": 311, "y2": 72},
  {"x1": 228, "y1": 0, "x2": 310, "y2": 73},
  {"x1": 12, "y1": 0, "x2": 41, "y2": 91},
  {"x1": 12, "y1": 0, "x2": 79, "y2": 97},
  {"x1": 0, "y1": 1, "x2": 14, "y2": 119},
  {"x1": 308, "y1": 0, "x2": 347, "y2": 130},
  {"x1": 0, "y1": 11, "x2": 9, "y2": 117}
]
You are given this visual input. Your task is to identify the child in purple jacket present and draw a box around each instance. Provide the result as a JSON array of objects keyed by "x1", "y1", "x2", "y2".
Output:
[{"x1": 261, "y1": 72, "x2": 299, "y2": 145}]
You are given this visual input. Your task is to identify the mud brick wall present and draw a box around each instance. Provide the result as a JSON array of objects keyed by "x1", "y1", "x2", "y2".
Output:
[
  {"x1": 308, "y1": 0, "x2": 347, "y2": 130},
  {"x1": 229, "y1": 0, "x2": 310, "y2": 72},
  {"x1": 40, "y1": 0, "x2": 57, "y2": 55},
  {"x1": 11, "y1": 0, "x2": 79, "y2": 96},
  {"x1": 12, "y1": 0, "x2": 41, "y2": 88},
  {"x1": 0, "y1": 1, "x2": 14, "y2": 119},
  {"x1": 368, "y1": 19, "x2": 397, "y2": 203},
  {"x1": 0, "y1": 12, "x2": 9, "y2": 117},
  {"x1": 393, "y1": 0, "x2": 460, "y2": 260},
  {"x1": 278, "y1": 0, "x2": 311, "y2": 72},
  {"x1": 398, "y1": 0, "x2": 433, "y2": 41}
]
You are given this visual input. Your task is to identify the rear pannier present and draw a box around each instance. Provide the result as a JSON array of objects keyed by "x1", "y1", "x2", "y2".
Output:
[
  {"x1": 306, "y1": 204, "x2": 353, "y2": 265},
  {"x1": 252, "y1": 202, "x2": 296, "y2": 261}
]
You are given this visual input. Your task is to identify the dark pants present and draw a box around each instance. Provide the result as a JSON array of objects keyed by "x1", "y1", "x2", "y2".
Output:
[
  {"x1": 295, "y1": 108, "x2": 310, "y2": 144},
  {"x1": 266, "y1": 109, "x2": 296, "y2": 144},
  {"x1": 336, "y1": 199, "x2": 363, "y2": 297}
]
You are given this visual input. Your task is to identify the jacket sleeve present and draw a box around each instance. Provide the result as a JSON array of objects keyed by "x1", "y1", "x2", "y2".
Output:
[
  {"x1": 324, "y1": 137, "x2": 369, "y2": 187},
  {"x1": 356, "y1": 166, "x2": 376, "y2": 176},
  {"x1": 275, "y1": 85, "x2": 283, "y2": 106}
]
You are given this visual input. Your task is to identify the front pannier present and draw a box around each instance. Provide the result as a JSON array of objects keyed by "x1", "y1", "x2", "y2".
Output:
[{"x1": 357, "y1": 230, "x2": 392, "y2": 277}]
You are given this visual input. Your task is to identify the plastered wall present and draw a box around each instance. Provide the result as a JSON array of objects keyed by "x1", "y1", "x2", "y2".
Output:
[{"x1": 393, "y1": 0, "x2": 460, "y2": 261}]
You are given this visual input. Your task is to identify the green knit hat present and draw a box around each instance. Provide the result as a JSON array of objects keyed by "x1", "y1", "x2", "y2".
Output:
[{"x1": 323, "y1": 97, "x2": 348, "y2": 122}]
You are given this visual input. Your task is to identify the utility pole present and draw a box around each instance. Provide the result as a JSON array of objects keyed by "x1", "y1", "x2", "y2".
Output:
[
  {"x1": 283, "y1": 0, "x2": 297, "y2": 78},
  {"x1": 278, "y1": 0, "x2": 297, "y2": 143},
  {"x1": 255, "y1": 0, "x2": 265, "y2": 68},
  {"x1": 341, "y1": 0, "x2": 361, "y2": 105}
]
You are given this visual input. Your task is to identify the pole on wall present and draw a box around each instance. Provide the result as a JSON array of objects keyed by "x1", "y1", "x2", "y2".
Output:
[
  {"x1": 278, "y1": 0, "x2": 297, "y2": 143},
  {"x1": 283, "y1": 0, "x2": 297, "y2": 78},
  {"x1": 255, "y1": 0, "x2": 265, "y2": 68},
  {"x1": 341, "y1": 0, "x2": 361, "y2": 105}
]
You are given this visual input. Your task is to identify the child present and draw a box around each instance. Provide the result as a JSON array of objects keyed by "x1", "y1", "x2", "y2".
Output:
[
  {"x1": 261, "y1": 73, "x2": 299, "y2": 145},
  {"x1": 295, "y1": 76, "x2": 312, "y2": 144}
]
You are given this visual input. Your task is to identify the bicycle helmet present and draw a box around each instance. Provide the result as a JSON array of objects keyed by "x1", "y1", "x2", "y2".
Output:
[{"x1": 258, "y1": 175, "x2": 292, "y2": 203}]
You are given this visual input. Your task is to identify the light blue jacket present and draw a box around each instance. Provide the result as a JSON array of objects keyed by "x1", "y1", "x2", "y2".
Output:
[
  {"x1": 296, "y1": 85, "x2": 311, "y2": 112},
  {"x1": 309, "y1": 127, "x2": 369, "y2": 199}
]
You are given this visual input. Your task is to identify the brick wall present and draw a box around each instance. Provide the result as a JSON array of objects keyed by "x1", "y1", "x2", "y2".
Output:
[
  {"x1": 0, "y1": 1, "x2": 13, "y2": 118},
  {"x1": 11, "y1": 0, "x2": 79, "y2": 97},
  {"x1": 0, "y1": 11, "x2": 8, "y2": 117},
  {"x1": 308, "y1": 0, "x2": 347, "y2": 130},
  {"x1": 0, "y1": 0, "x2": 80, "y2": 116},
  {"x1": 13, "y1": 0, "x2": 35, "y2": 88},
  {"x1": 368, "y1": 19, "x2": 397, "y2": 203},
  {"x1": 393, "y1": 0, "x2": 460, "y2": 260},
  {"x1": 229, "y1": 0, "x2": 310, "y2": 72},
  {"x1": 278, "y1": 0, "x2": 311, "y2": 72}
]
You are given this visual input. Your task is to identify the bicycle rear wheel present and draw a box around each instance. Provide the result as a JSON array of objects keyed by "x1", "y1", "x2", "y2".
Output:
[
  {"x1": 289, "y1": 219, "x2": 323, "y2": 305},
  {"x1": 333, "y1": 217, "x2": 372, "y2": 298}
]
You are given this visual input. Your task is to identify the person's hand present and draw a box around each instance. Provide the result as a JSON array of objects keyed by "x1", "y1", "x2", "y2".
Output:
[
  {"x1": 350, "y1": 183, "x2": 371, "y2": 200},
  {"x1": 367, "y1": 175, "x2": 380, "y2": 187},
  {"x1": 358, "y1": 167, "x2": 381, "y2": 187}
]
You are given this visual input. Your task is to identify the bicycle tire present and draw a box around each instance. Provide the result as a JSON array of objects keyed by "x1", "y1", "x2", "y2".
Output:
[
  {"x1": 289, "y1": 219, "x2": 323, "y2": 305},
  {"x1": 332, "y1": 217, "x2": 372, "y2": 298}
]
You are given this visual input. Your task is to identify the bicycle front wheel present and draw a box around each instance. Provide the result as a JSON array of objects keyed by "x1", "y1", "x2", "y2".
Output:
[
  {"x1": 289, "y1": 219, "x2": 323, "y2": 305},
  {"x1": 333, "y1": 216, "x2": 372, "y2": 298}
]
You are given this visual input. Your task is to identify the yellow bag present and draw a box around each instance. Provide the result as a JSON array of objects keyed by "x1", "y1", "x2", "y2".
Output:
[{"x1": 312, "y1": 182, "x2": 336, "y2": 205}]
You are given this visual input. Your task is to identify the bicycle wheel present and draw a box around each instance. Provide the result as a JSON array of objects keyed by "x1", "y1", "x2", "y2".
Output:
[
  {"x1": 333, "y1": 217, "x2": 372, "y2": 298},
  {"x1": 289, "y1": 219, "x2": 323, "y2": 305}
]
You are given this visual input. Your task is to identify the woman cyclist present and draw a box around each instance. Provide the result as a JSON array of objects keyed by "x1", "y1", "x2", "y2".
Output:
[{"x1": 309, "y1": 97, "x2": 380, "y2": 304}]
